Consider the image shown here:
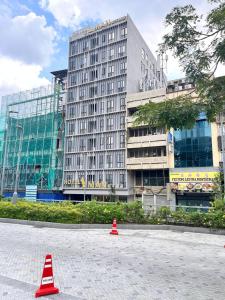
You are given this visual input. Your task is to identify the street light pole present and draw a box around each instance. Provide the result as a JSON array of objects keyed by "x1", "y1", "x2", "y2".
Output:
[{"x1": 12, "y1": 124, "x2": 23, "y2": 204}]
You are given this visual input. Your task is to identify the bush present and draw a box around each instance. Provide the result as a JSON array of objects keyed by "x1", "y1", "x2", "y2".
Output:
[
  {"x1": 0, "y1": 199, "x2": 225, "y2": 229},
  {"x1": 0, "y1": 200, "x2": 146, "y2": 224},
  {"x1": 0, "y1": 200, "x2": 82, "y2": 224}
]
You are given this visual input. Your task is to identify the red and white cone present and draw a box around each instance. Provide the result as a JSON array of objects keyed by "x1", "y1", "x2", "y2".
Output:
[
  {"x1": 35, "y1": 254, "x2": 59, "y2": 298},
  {"x1": 110, "y1": 218, "x2": 119, "y2": 235}
]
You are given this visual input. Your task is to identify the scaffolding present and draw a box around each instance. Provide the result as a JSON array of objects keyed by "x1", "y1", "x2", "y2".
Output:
[{"x1": 1, "y1": 84, "x2": 64, "y2": 193}]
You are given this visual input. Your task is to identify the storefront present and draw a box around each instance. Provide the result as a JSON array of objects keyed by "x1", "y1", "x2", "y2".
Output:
[{"x1": 170, "y1": 169, "x2": 219, "y2": 207}]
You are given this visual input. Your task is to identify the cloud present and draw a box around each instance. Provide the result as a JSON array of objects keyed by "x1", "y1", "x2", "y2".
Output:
[
  {"x1": 40, "y1": 0, "x2": 81, "y2": 28},
  {"x1": 0, "y1": 12, "x2": 56, "y2": 66},
  {"x1": 0, "y1": 56, "x2": 50, "y2": 108}
]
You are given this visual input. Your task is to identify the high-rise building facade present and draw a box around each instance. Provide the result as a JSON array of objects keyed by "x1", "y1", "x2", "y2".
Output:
[{"x1": 64, "y1": 15, "x2": 165, "y2": 200}]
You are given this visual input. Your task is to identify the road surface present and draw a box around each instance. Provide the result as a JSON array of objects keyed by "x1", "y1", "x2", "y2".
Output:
[{"x1": 0, "y1": 222, "x2": 224, "y2": 299}]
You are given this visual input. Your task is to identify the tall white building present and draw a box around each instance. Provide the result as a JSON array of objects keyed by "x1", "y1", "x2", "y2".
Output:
[{"x1": 63, "y1": 15, "x2": 166, "y2": 200}]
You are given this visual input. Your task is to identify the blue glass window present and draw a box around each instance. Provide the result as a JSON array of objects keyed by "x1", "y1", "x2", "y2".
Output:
[{"x1": 174, "y1": 119, "x2": 213, "y2": 167}]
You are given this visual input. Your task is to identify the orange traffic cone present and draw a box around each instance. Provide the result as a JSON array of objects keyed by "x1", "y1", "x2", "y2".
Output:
[
  {"x1": 35, "y1": 254, "x2": 59, "y2": 298},
  {"x1": 110, "y1": 218, "x2": 119, "y2": 235}
]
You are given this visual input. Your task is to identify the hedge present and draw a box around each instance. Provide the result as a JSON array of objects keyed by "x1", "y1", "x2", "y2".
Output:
[
  {"x1": 0, "y1": 200, "x2": 146, "y2": 224},
  {"x1": 0, "y1": 200, "x2": 225, "y2": 229}
]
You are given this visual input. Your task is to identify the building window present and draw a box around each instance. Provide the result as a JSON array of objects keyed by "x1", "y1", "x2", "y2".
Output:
[
  {"x1": 81, "y1": 72, "x2": 88, "y2": 83},
  {"x1": 101, "y1": 83, "x2": 105, "y2": 95},
  {"x1": 120, "y1": 27, "x2": 127, "y2": 38},
  {"x1": 80, "y1": 121, "x2": 87, "y2": 133},
  {"x1": 174, "y1": 119, "x2": 213, "y2": 167},
  {"x1": 108, "y1": 65, "x2": 114, "y2": 76},
  {"x1": 65, "y1": 157, "x2": 72, "y2": 167},
  {"x1": 120, "y1": 97, "x2": 125, "y2": 110},
  {"x1": 108, "y1": 31, "x2": 115, "y2": 42},
  {"x1": 68, "y1": 123, "x2": 75, "y2": 135},
  {"x1": 70, "y1": 42, "x2": 77, "y2": 56},
  {"x1": 102, "y1": 50, "x2": 106, "y2": 61},
  {"x1": 106, "y1": 154, "x2": 113, "y2": 168},
  {"x1": 106, "y1": 135, "x2": 113, "y2": 149},
  {"x1": 90, "y1": 53, "x2": 98, "y2": 65},
  {"x1": 120, "y1": 115, "x2": 125, "y2": 129},
  {"x1": 87, "y1": 138, "x2": 96, "y2": 150},
  {"x1": 82, "y1": 40, "x2": 89, "y2": 51},
  {"x1": 99, "y1": 155, "x2": 104, "y2": 168},
  {"x1": 120, "y1": 62, "x2": 127, "y2": 73},
  {"x1": 89, "y1": 86, "x2": 98, "y2": 98},
  {"x1": 81, "y1": 104, "x2": 87, "y2": 116},
  {"x1": 67, "y1": 139, "x2": 72, "y2": 152},
  {"x1": 117, "y1": 153, "x2": 124, "y2": 168},
  {"x1": 120, "y1": 133, "x2": 125, "y2": 148},
  {"x1": 118, "y1": 45, "x2": 126, "y2": 56},
  {"x1": 107, "y1": 99, "x2": 114, "y2": 112},
  {"x1": 68, "y1": 89, "x2": 75, "y2": 102},
  {"x1": 100, "y1": 101, "x2": 104, "y2": 113},
  {"x1": 80, "y1": 139, "x2": 86, "y2": 151},
  {"x1": 90, "y1": 37, "x2": 99, "y2": 48},
  {"x1": 69, "y1": 57, "x2": 76, "y2": 70},
  {"x1": 100, "y1": 136, "x2": 104, "y2": 148},
  {"x1": 128, "y1": 147, "x2": 166, "y2": 158},
  {"x1": 102, "y1": 34, "x2": 106, "y2": 43},
  {"x1": 140, "y1": 170, "x2": 169, "y2": 187},
  {"x1": 76, "y1": 156, "x2": 82, "y2": 169},
  {"x1": 79, "y1": 87, "x2": 86, "y2": 99},
  {"x1": 106, "y1": 173, "x2": 113, "y2": 185},
  {"x1": 70, "y1": 74, "x2": 77, "y2": 85},
  {"x1": 118, "y1": 79, "x2": 125, "y2": 92},
  {"x1": 100, "y1": 119, "x2": 104, "y2": 131},
  {"x1": 88, "y1": 103, "x2": 97, "y2": 115},
  {"x1": 88, "y1": 156, "x2": 96, "y2": 169},
  {"x1": 69, "y1": 105, "x2": 75, "y2": 118},
  {"x1": 102, "y1": 66, "x2": 106, "y2": 77},
  {"x1": 107, "y1": 82, "x2": 114, "y2": 94},
  {"x1": 88, "y1": 120, "x2": 96, "y2": 132},
  {"x1": 106, "y1": 117, "x2": 114, "y2": 130},
  {"x1": 109, "y1": 48, "x2": 115, "y2": 60},
  {"x1": 90, "y1": 69, "x2": 98, "y2": 81},
  {"x1": 119, "y1": 173, "x2": 126, "y2": 187}
]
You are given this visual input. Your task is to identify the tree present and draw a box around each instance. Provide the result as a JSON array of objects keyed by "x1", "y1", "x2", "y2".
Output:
[{"x1": 135, "y1": 0, "x2": 225, "y2": 130}]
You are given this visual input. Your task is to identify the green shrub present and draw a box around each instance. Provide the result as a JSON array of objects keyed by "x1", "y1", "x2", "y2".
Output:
[
  {"x1": 0, "y1": 200, "x2": 146, "y2": 224},
  {"x1": 0, "y1": 199, "x2": 225, "y2": 229}
]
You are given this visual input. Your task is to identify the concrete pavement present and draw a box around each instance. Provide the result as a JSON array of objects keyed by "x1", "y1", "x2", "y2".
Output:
[{"x1": 0, "y1": 222, "x2": 224, "y2": 299}]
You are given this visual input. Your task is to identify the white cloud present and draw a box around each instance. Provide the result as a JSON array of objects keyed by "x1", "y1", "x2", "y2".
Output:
[
  {"x1": 40, "y1": 0, "x2": 81, "y2": 28},
  {"x1": 0, "y1": 56, "x2": 50, "y2": 108},
  {"x1": 40, "y1": 0, "x2": 225, "y2": 80},
  {"x1": 0, "y1": 11, "x2": 56, "y2": 106},
  {"x1": 0, "y1": 12, "x2": 56, "y2": 66}
]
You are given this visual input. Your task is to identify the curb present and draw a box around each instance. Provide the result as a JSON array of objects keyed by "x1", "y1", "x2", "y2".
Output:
[{"x1": 0, "y1": 217, "x2": 225, "y2": 235}]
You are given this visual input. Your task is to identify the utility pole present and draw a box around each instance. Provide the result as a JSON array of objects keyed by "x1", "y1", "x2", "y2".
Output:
[{"x1": 12, "y1": 124, "x2": 23, "y2": 204}]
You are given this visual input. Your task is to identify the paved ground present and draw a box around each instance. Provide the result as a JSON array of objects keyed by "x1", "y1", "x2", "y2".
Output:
[{"x1": 0, "y1": 223, "x2": 225, "y2": 300}]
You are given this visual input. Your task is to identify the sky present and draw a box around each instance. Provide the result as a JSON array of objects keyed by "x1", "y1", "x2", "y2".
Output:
[{"x1": 0, "y1": 0, "x2": 224, "y2": 102}]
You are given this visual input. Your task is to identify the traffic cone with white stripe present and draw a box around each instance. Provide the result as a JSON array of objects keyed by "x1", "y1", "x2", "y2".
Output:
[
  {"x1": 110, "y1": 218, "x2": 119, "y2": 235},
  {"x1": 35, "y1": 254, "x2": 59, "y2": 298}
]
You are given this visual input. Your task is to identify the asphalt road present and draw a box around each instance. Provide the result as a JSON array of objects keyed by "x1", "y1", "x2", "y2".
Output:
[{"x1": 0, "y1": 222, "x2": 225, "y2": 300}]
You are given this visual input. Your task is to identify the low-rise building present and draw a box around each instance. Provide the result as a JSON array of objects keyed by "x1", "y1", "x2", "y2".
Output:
[{"x1": 126, "y1": 78, "x2": 221, "y2": 208}]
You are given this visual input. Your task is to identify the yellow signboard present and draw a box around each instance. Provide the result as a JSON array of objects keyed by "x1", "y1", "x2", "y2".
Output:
[{"x1": 170, "y1": 171, "x2": 219, "y2": 192}]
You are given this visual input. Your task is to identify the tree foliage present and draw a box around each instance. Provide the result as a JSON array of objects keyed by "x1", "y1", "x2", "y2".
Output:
[{"x1": 135, "y1": 0, "x2": 225, "y2": 130}]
